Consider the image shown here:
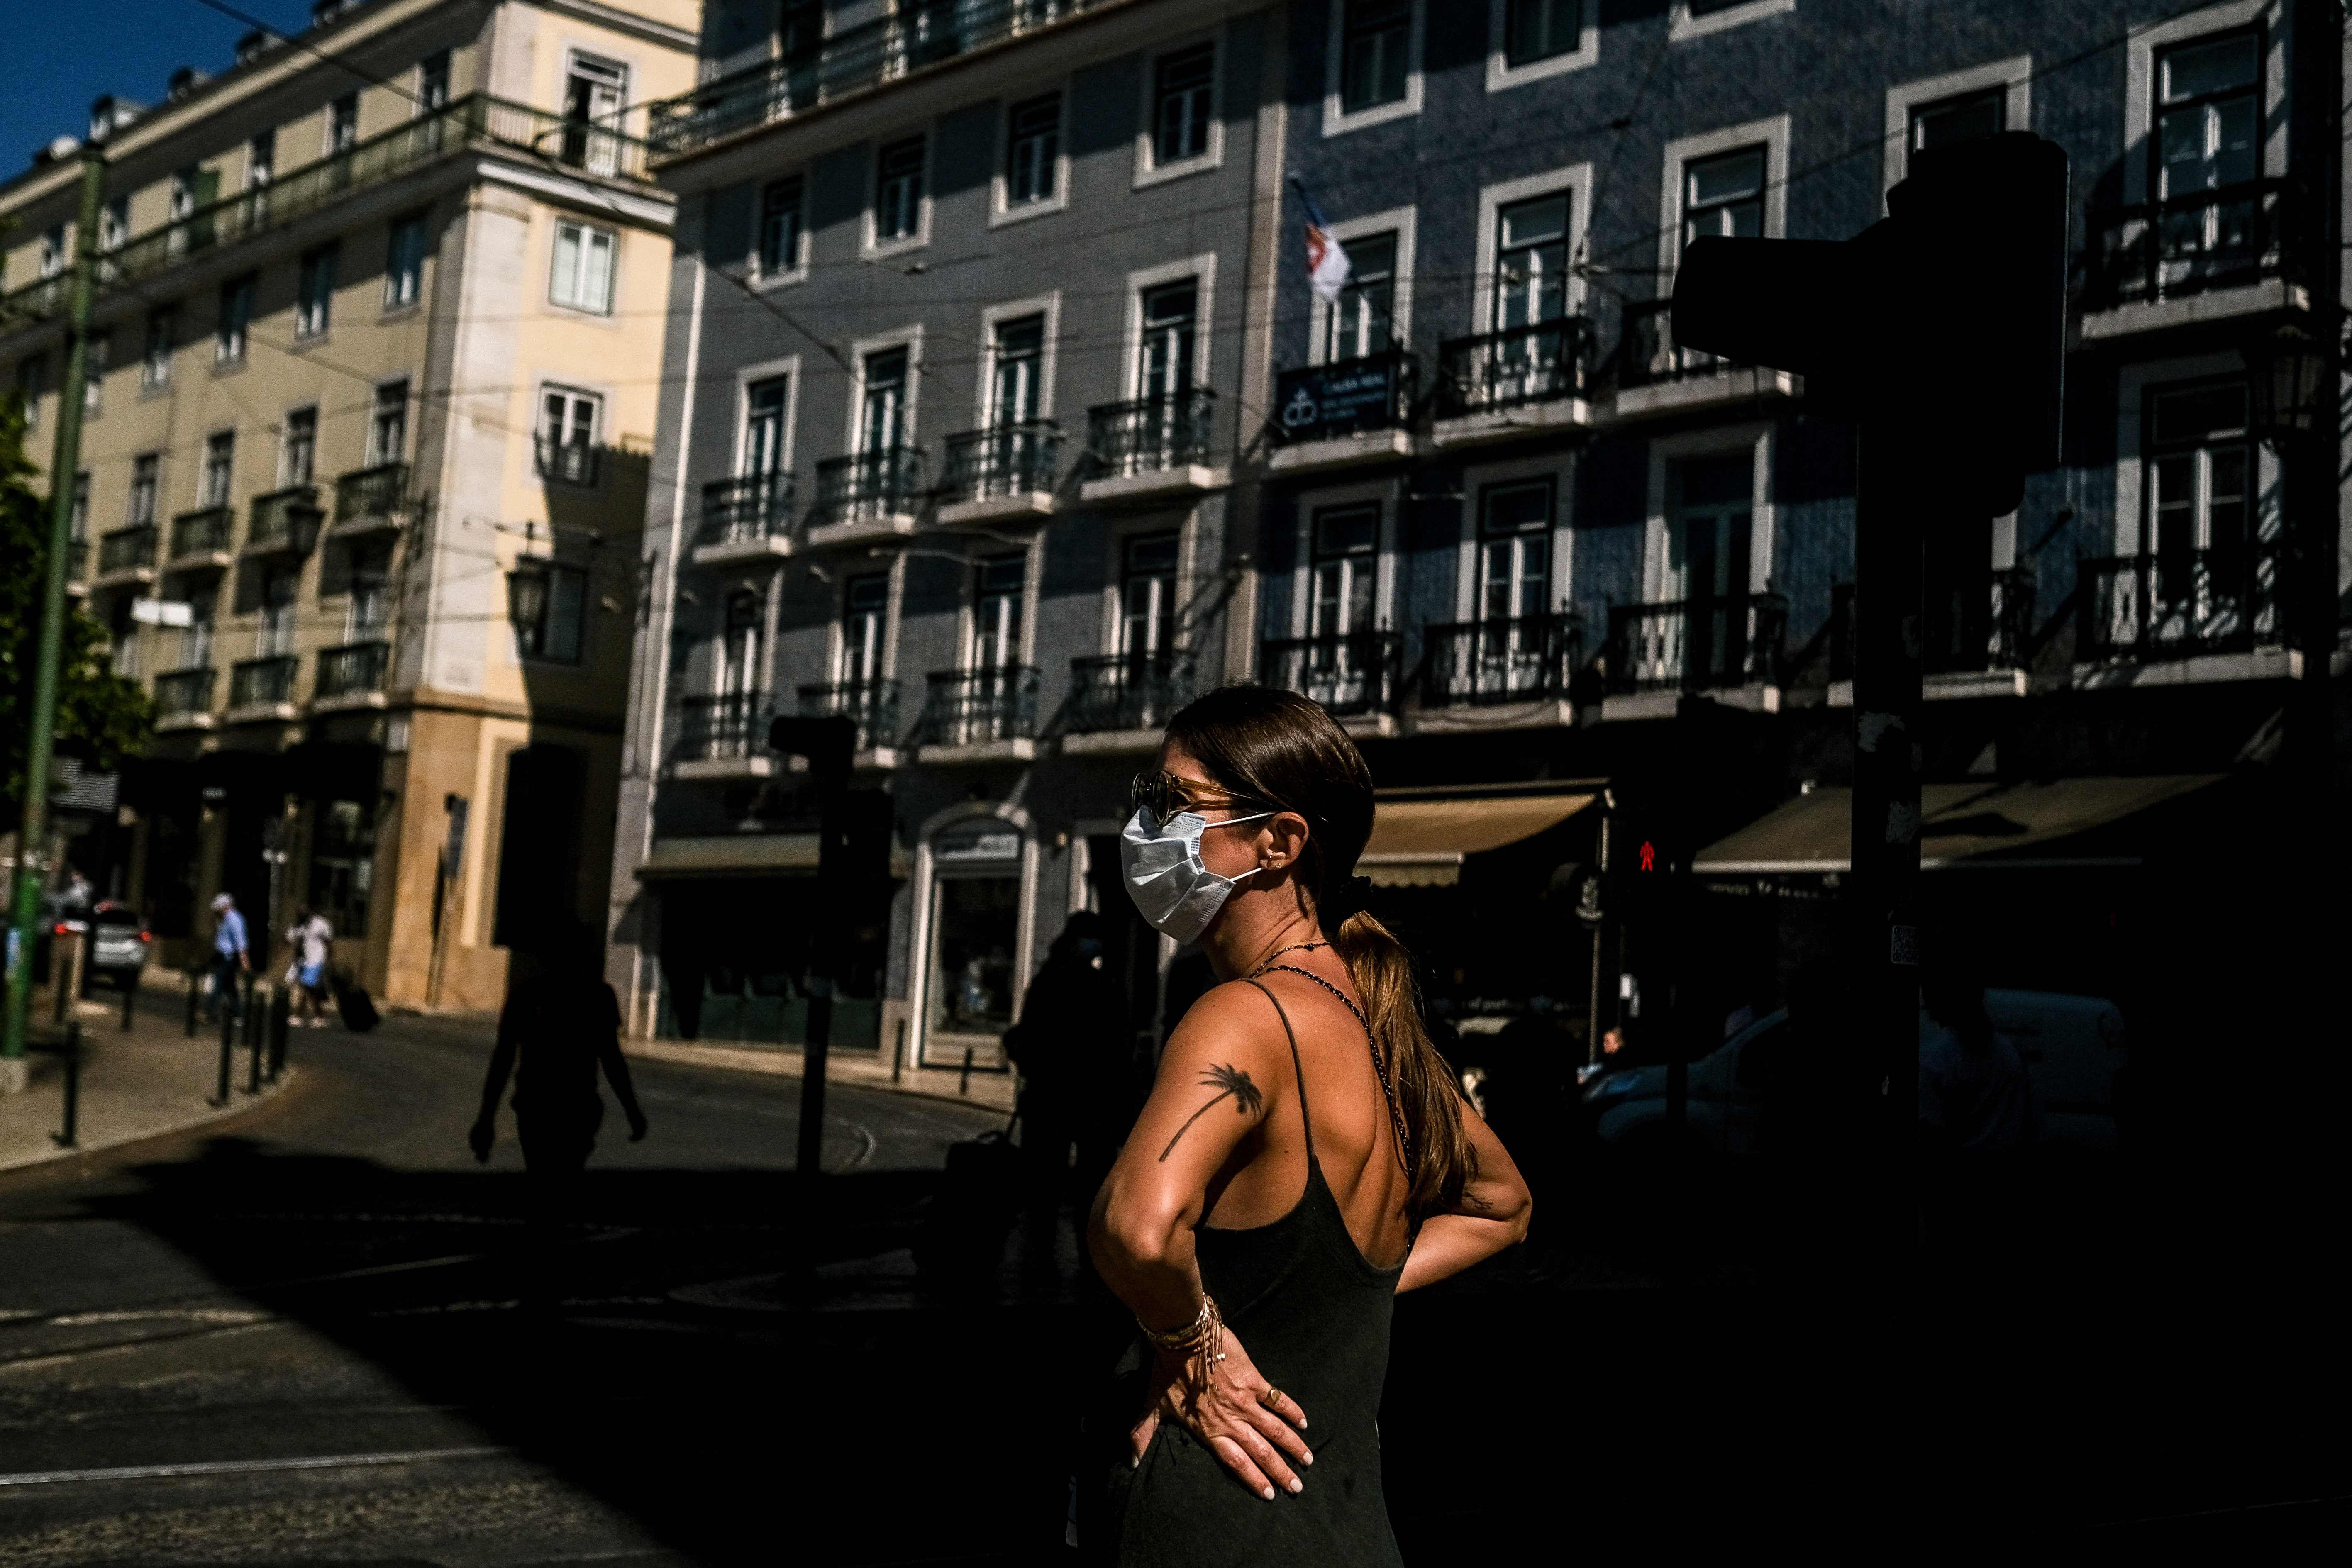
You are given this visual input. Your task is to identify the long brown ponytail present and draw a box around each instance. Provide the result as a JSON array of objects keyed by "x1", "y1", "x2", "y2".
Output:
[{"x1": 1164, "y1": 686, "x2": 1474, "y2": 1218}]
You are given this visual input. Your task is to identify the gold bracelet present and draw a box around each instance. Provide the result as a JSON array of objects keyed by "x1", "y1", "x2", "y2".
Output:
[{"x1": 1139, "y1": 1293, "x2": 1216, "y2": 1353}]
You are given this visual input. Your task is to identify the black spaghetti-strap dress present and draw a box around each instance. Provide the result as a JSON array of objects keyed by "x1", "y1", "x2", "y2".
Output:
[{"x1": 1081, "y1": 977, "x2": 1409, "y2": 1566}]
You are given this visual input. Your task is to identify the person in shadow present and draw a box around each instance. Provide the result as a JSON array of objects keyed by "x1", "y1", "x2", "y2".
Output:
[
  {"x1": 471, "y1": 918, "x2": 649, "y2": 1307},
  {"x1": 1003, "y1": 911, "x2": 1130, "y2": 1281}
]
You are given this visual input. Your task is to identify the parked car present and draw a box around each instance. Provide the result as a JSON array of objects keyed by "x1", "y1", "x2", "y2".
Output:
[
  {"x1": 1580, "y1": 991, "x2": 2128, "y2": 1156},
  {"x1": 80, "y1": 902, "x2": 153, "y2": 994}
]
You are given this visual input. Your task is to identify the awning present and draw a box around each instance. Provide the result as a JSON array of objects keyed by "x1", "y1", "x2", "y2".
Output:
[
  {"x1": 1693, "y1": 774, "x2": 2228, "y2": 875},
  {"x1": 637, "y1": 834, "x2": 822, "y2": 879},
  {"x1": 1358, "y1": 791, "x2": 1597, "y2": 887}
]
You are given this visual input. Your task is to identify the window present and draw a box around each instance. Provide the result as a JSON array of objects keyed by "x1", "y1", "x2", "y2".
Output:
[
  {"x1": 1907, "y1": 87, "x2": 2004, "y2": 172},
  {"x1": 181, "y1": 582, "x2": 215, "y2": 670},
  {"x1": 369, "y1": 379, "x2": 409, "y2": 464},
  {"x1": 326, "y1": 93, "x2": 358, "y2": 154},
  {"x1": 1493, "y1": 193, "x2": 1569, "y2": 329},
  {"x1": 839, "y1": 573, "x2": 888, "y2": 684},
  {"x1": 743, "y1": 376, "x2": 790, "y2": 474},
  {"x1": 1506, "y1": 0, "x2": 1582, "y2": 66},
  {"x1": 550, "y1": 219, "x2": 616, "y2": 313},
  {"x1": 1325, "y1": 230, "x2": 1396, "y2": 361},
  {"x1": 128, "y1": 454, "x2": 159, "y2": 528},
  {"x1": 516, "y1": 563, "x2": 588, "y2": 663},
  {"x1": 385, "y1": 213, "x2": 426, "y2": 307},
  {"x1": 2145, "y1": 380, "x2": 2253, "y2": 610},
  {"x1": 84, "y1": 333, "x2": 109, "y2": 417},
  {"x1": 110, "y1": 600, "x2": 139, "y2": 680},
  {"x1": 69, "y1": 472, "x2": 89, "y2": 543},
  {"x1": 216, "y1": 274, "x2": 253, "y2": 363},
  {"x1": 1682, "y1": 146, "x2": 1766, "y2": 249},
  {"x1": 756, "y1": 176, "x2": 804, "y2": 278},
  {"x1": 418, "y1": 50, "x2": 450, "y2": 111},
  {"x1": 861, "y1": 347, "x2": 909, "y2": 453},
  {"x1": 39, "y1": 225, "x2": 66, "y2": 279},
  {"x1": 281, "y1": 407, "x2": 317, "y2": 487},
  {"x1": 561, "y1": 53, "x2": 628, "y2": 175},
  {"x1": 1339, "y1": 0, "x2": 1413, "y2": 113},
  {"x1": 539, "y1": 388, "x2": 601, "y2": 484},
  {"x1": 142, "y1": 307, "x2": 174, "y2": 388},
  {"x1": 991, "y1": 315, "x2": 1044, "y2": 426},
  {"x1": 1310, "y1": 504, "x2": 1379, "y2": 636},
  {"x1": 296, "y1": 244, "x2": 337, "y2": 337},
  {"x1": 1153, "y1": 44, "x2": 1216, "y2": 166},
  {"x1": 1660, "y1": 454, "x2": 1755, "y2": 686},
  {"x1": 719, "y1": 588, "x2": 761, "y2": 697},
  {"x1": 308, "y1": 799, "x2": 376, "y2": 940},
  {"x1": 1005, "y1": 94, "x2": 1061, "y2": 208},
  {"x1": 1479, "y1": 480, "x2": 1552, "y2": 624},
  {"x1": 973, "y1": 553, "x2": 1025, "y2": 669},
  {"x1": 201, "y1": 432, "x2": 234, "y2": 507},
  {"x1": 1121, "y1": 531, "x2": 1179, "y2": 655},
  {"x1": 100, "y1": 198, "x2": 129, "y2": 256},
  {"x1": 874, "y1": 137, "x2": 926, "y2": 244},
  {"x1": 246, "y1": 131, "x2": 274, "y2": 190},
  {"x1": 12, "y1": 356, "x2": 41, "y2": 431},
  {"x1": 349, "y1": 543, "x2": 391, "y2": 636},
  {"x1": 1138, "y1": 279, "x2": 1198, "y2": 399},
  {"x1": 2155, "y1": 32, "x2": 2260, "y2": 276}
]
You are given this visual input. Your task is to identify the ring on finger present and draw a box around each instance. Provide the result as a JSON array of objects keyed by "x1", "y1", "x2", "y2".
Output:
[{"x1": 1257, "y1": 1386, "x2": 1284, "y2": 1411}]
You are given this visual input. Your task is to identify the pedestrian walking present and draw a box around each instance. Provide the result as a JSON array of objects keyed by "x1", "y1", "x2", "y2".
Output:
[
  {"x1": 1003, "y1": 911, "x2": 1132, "y2": 1285},
  {"x1": 285, "y1": 907, "x2": 334, "y2": 1027},
  {"x1": 200, "y1": 893, "x2": 249, "y2": 1024},
  {"x1": 1080, "y1": 687, "x2": 1532, "y2": 1563}
]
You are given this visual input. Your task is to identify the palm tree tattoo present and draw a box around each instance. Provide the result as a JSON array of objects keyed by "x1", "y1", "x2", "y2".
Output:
[{"x1": 1159, "y1": 1064, "x2": 1265, "y2": 1161}]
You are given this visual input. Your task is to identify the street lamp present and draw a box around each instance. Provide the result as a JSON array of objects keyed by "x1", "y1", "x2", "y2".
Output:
[
  {"x1": 507, "y1": 565, "x2": 550, "y2": 646},
  {"x1": 2243, "y1": 311, "x2": 2335, "y2": 449}
]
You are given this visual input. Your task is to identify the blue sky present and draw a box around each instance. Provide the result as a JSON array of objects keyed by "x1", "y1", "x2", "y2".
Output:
[{"x1": 4, "y1": 2, "x2": 312, "y2": 175}]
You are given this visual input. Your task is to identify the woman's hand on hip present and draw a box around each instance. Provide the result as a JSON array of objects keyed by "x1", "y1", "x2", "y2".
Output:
[{"x1": 1129, "y1": 1327, "x2": 1312, "y2": 1501}]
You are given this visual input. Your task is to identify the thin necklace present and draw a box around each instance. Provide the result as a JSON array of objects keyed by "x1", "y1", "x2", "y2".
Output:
[
  {"x1": 1255, "y1": 961, "x2": 1415, "y2": 1185},
  {"x1": 1246, "y1": 939, "x2": 1326, "y2": 976}
]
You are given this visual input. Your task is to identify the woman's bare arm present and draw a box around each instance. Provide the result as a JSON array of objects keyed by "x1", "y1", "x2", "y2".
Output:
[{"x1": 1396, "y1": 1100, "x2": 1531, "y2": 1293}]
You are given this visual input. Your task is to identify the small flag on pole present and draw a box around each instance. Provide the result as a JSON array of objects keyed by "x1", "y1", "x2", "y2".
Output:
[{"x1": 1291, "y1": 176, "x2": 1352, "y2": 305}]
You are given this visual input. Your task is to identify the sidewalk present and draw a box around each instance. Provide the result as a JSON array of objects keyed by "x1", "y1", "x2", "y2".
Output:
[
  {"x1": 0, "y1": 975, "x2": 297, "y2": 1174},
  {"x1": 622, "y1": 1036, "x2": 1019, "y2": 1115}
]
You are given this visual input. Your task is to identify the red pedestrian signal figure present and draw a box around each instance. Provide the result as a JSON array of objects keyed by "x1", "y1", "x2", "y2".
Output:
[{"x1": 1639, "y1": 840, "x2": 1656, "y2": 873}]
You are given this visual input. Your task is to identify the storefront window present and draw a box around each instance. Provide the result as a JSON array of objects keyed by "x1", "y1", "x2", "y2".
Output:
[
  {"x1": 654, "y1": 876, "x2": 886, "y2": 1051},
  {"x1": 308, "y1": 798, "x2": 375, "y2": 939},
  {"x1": 926, "y1": 823, "x2": 1025, "y2": 1065}
]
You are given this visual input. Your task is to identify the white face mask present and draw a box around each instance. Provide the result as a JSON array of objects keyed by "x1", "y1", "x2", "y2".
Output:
[{"x1": 1119, "y1": 805, "x2": 1272, "y2": 946}]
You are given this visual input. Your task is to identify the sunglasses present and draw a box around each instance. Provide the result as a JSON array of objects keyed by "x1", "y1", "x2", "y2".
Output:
[{"x1": 1129, "y1": 770, "x2": 1273, "y2": 832}]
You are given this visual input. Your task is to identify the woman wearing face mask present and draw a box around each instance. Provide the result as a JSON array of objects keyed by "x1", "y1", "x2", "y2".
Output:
[{"x1": 1080, "y1": 686, "x2": 1532, "y2": 1564}]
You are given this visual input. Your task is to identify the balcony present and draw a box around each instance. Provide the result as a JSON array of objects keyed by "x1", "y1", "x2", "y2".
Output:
[
  {"x1": 808, "y1": 449, "x2": 925, "y2": 548},
  {"x1": 332, "y1": 463, "x2": 409, "y2": 538},
  {"x1": 93, "y1": 524, "x2": 158, "y2": 589},
  {"x1": 645, "y1": 0, "x2": 1112, "y2": 163},
  {"x1": 1417, "y1": 613, "x2": 1584, "y2": 730},
  {"x1": 245, "y1": 487, "x2": 322, "y2": 557},
  {"x1": 1062, "y1": 650, "x2": 1196, "y2": 753},
  {"x1": 313, "y1": 641, "x2": 390, "y2": 710},
  {"x1": 1611, "y1": 299, "x2": 1799, "y2": 420},
  {"x1": 938, "y1": 422, "x2": 1062, "y2": 525},
  {"x1": 1259, "y1": 632, "x2": 1405, "y2": 734},
  {"x1": 798, "y1": 677, "x2": 903, "y2": 764},
  {"x1": 674, "y1": 692, "x2": 779, "y2": 779},
  {"x1": 912, "y1": 665, "x2": 1040, "y2": 761},
  {"x1": 153, "y1": 667, "x2": 217, "y2": 732},
  {"x1": 1604, "y1": 594, "x2": 1787, "y2": 715},
  {"x1": 535, "y1": 436, "x2": 601, "y2": 488},
  {"x1": 2081, "y1": 178, "x2": 2307, "y2": 339},
  {"x1": 226, "y1": 655, "x2": 299, "y2": 723},
  {"x1": 1082, "y1": 390, "x2": 1223, "y2": 504},
  {"x1": 64, "y1": 536, "x2": 89, "y2": 594},
  {"x1": 1267, "y1": 351, "x2": 1418, "y2": 475},
  {"x1": 693, "y1": 473, "x2": 798, "y2": 566},
  {"x1": 1433, "y1": 319, "x2": 1594, "y2": 446},
  {"x1": 1828, "y1": 569, "x2": 2037, "y2": 702},
  {"x1": 2076, "y1": 544, "x2": 2285, "y2": 683},
  {"x1": 167, "y1": 506, "x2": 234, "y2": 571}
]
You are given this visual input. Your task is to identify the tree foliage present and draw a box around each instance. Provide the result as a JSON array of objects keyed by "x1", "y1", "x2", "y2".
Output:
[{"x1": 0, "y1": 397, "x2": 153, "y2": 827}]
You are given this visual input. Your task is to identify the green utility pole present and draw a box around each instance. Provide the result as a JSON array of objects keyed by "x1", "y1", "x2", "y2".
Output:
[{"x1": 2, "y1": 148, "x2": 107, "y2": 1087}]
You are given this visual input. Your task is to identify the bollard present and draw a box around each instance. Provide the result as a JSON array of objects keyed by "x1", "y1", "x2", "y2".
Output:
[
  {"x1": 52, "y1": 933, "x2": 76, "y2": 1024},
  {"x1": 959, "y1": 1045, "x2": 973, "y2": 1097},
  {"x1": 212, "y1": 1000, "x2": 235, "y2": 1108},
  {"x1": 267, "y1": 984, "x2": 290, "y2": 1082},
  {"x1": 53, "y1": 1022, "x2": 81, "y2": 1149},
  {"x1": 185, "y1": 968, "x2": 200, "y2": 1039},
  {"x1": 892, "y1": 1018, "x2": 907, "y2": 1086},
  {"x1": 246, "y1": 986, "x2": 267, "y2": 1095},
  {"x1": 121, "y1": 971, "x2": 135, "y2": 1031}
]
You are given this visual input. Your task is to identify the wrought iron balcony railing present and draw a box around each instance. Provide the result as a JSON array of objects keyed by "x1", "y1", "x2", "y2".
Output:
[
  {"x1": 535, "y1": 436, "x2": 601, "y2": 487},
  {"x1": 814, "y1": 447, "x2": 926, "y2": 523},
  {"x1": 676, "y1": 692, "x2": 773, "y2": 763},
  {"x1": 1270, "y1": 350, "x2": 1418, "y2": 444},
  {"x1": 1420, "y1": 612, "x2": 1584, "y2": 707},
  {"x1": 1614, "y1": 298, "x2": 1760, "y2": 390},
  {"x1": 940, "y1": 421, "x2": 1062, "y2": 502},
  {"x1": 247, "y1": 486, "x2": 322, "y2": 554},
  {"x1": 2084, "y1": 177, "x2": 2300, "y2": 310},
  {"x1": 2078, "y1": 544, "x2": 2281, "y2": 663},
  {"x1": 1087, "y1": 389, "x2": 1217, "y2": 480},
  {"x1": 698, "y1": 473, "x2": 798, "y2": 548},
  {"x1": 1066, "y1": 649, "x2": 1196, "y2": 734},
  {"x1": 169, "y1": 505, "x2": 233, "y2": 560},
  {"x1": 1925, "y1": 565, "x2": 2036, "y2": 676},
  {"x1": 97, "y1": 524, "x2": 158, "y2": 576},
  {"x1": 798, "y1": 677, "x2": 903, "y2": 754},
  {"x1": 1259, "y1": 631, "x2": 1405, "y2": 719},
  {"x1": 1437, "y1": 317, "x2": 1593, "y2": 417},
  {"x1": 228, "y1": 654, "x2": 298, "y2": 710},
  {"x1": 315, "y1": 641, "x2": 390, "y2": 700},
  {"x1": 913, "y1": 665, "x2": 1040, "y2": 749},
  {"x1": 645, "y1": 0, "x2": 1109, "y2": 161},
  {"x1": 334, "y1": 462, "x2": 409, "y2": 523},
  {"x1": 154, "y1": 666, "x2": 216, "y2": 719},
  {"x1": 1606, "y1": 593, "x2": 1788, "y2": 694}
]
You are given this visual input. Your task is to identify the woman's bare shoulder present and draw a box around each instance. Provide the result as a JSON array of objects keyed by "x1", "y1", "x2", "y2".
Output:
[{"x1": 1159, "y1": 979, "x2": 1290, "y2": 1069}]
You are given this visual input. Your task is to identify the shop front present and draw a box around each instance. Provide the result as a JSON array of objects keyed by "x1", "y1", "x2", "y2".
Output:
[{"x1": 910, "y1": 807, "x2": 1035, "y2": 1072}]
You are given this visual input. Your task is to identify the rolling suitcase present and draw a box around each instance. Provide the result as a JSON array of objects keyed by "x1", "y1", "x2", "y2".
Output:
[{"x1": 331, "y1": 970, "x2": 380, "y2": 1033}]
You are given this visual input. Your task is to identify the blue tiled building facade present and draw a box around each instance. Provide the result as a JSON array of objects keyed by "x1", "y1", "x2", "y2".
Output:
[{"x1": 610, "y1": 0, "x2": 2345, "y2": 1073}]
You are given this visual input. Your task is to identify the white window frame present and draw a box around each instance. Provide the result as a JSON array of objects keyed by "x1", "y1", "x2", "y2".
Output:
[
  {"x1": 2113, "y1": 351, "x2": 2279, "y2": 558},
  {"x1": 537, "y1": 382, "x2": 606, "y2": 483},
  {"x1": 960, "y1": 539, "x2": 1042, "y2": 672},
  {"x1": 991, "y1": 83, "x2": 1072, "y2": 227},
  {"x1": 368, "y1": 376, "x2": 411, "y2": 466},
  {"x1": 1642, "y1": 422, "x2": 1775, "y2": 604},
  {"x1": 1655, "y1": 115, "x2": 1790, "y2": 284},
  {"x1": 1452, "y1": 454, "x2": 1575, "y2": 623},
  {"x1": 974, "y1": 294, "x2": 1061, "y2": 427},
  {"x1": 1882, "y1": 56, "x2": 2033, "y2": 200},
  {"x1": 865, "y1": 132, "x2": 934, "y2": 259},
  {"x1": 753, "y1": 173, "x2": 810, "y2": 286},
  {"x1": 549, "y1": 217, "x2": 618, "y2": 315},
  {"x1": 199, "y1": 430, "x2": 235, "y2": 507},
  {"x1": 295, "y1": 244, "x2": 337, "y2": 339},
  {"x1": 141, "y1": 307, "x2": 174, "y2": 389},
  {"x1": 1100, "y1": 517, "x2": 1194, "y2": 656},
  {"x1": 324, "y1": 93, "x2": 359, "y2": 156},
  {"x1": 1121, "y1": 253, "x2": 1218, "y2": 400},
  {"x1": 2120, "y1": 0, "x2": 2285, "y2": 206},
  {"x1": 1308, "y1": 204, "x2": 1416, "y2": 364},
  {"x1": 279, "y1": 404, "x2": 320, "y2": 488},
  {"x1": 1323, "y1": 0, "x2": 1425, "y2": 138},
  {"x1": 1134, "y1": 29, "x2": 1226, "y2": 190},
  {"x1": 1668, "y1": 0, "x2": 1797, "y2": 45},
  {"x1": 1475, "y1": 164, "x2": 1594, "y2": 329},
  {"x1": 832, "y1": 560, "x2": 899, "y2": 687},
  {"x1": 1486, "y1": 0, "x2": 1600, "y2": 92},
  {"x1": 730, "y1": 353, "x2": 803, "y2": 476},
  {"x1": 1287, "y1": 478, "x2": 1395, "y2": 639},
  {"x1": 384, "y1": 212, "x2": 427, "y2": 310},
  {"x1": 845, "y1": 326, "x2": 925, "y2": 452}
]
